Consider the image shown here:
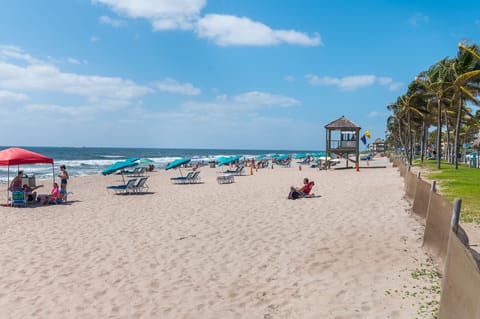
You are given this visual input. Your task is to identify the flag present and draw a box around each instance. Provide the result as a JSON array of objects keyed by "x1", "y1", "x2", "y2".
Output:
[
  {"x1": 361, "y1": 135, "x2": 367, "y2": 145},
  {"x1": 365, "y1": 130, "x2": 371, "y2": 139}
]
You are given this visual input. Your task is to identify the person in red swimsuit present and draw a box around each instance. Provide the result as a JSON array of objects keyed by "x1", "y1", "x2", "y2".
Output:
[{"x1": 289, "y1": 178, "x2": 315, "y2": 199}]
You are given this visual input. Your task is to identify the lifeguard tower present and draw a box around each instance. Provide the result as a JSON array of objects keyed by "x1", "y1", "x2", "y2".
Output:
[
  {"x1": 370, "y1": 138, "x2": 385, "y2": 153},
  {"x1": 325, "y1": 115, "x2": 361, "y2": 169}
]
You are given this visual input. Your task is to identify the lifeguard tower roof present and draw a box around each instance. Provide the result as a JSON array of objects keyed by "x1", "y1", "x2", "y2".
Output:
[{"x1": 324, "y1": 115, "x2": 361, "y2": 130}]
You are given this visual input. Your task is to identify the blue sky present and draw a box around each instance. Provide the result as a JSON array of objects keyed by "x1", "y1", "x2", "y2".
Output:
[{"x1": 0, "y1": 0, "x2": 479, "y2": 150}]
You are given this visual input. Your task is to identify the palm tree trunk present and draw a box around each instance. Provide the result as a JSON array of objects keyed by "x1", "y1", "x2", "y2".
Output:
[
  {"x1": 444, "y1": 107, "x2": 451, "y2": 163},
  {"x1": 397, "y1": 118, "x2": 407, "y2": 159},
  {"x1": 454, "y1": 96, "x2": 463, "y2": 170},
  {"x1": 408, "y1": 110, "x2": 413, "y2": 165},
  {"x1": 420, "y1": 115, "x2": 426, "y2": 163},
  {"x1": 436, "y1": 99, "x2": 442, "y2": 169}
]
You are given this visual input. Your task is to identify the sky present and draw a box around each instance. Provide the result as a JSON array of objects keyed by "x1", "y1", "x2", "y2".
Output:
[{"x1": 0, "y1": 0, "x2": 479, "y2": 150}]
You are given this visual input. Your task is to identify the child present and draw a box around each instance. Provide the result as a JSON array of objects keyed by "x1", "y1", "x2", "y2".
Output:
[
  {"x1": 39, "y1": 183, "x2": 59, "y2": 205},
  {"x1": 22, "y1": 184, "x2": 44, "y2": 202}
]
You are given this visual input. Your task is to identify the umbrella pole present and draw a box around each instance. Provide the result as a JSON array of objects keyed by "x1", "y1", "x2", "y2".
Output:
[
  {"x1": 6, "y1": 166, "x2": 10, "y2": 203},
  {"x1": 52, "y1": 163, "x2": 55, "y2": 186}
]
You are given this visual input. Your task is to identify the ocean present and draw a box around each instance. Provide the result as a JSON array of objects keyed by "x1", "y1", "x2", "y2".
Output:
[{"x1": 0, "y1": 146, "x2": 325, "y2": 183}]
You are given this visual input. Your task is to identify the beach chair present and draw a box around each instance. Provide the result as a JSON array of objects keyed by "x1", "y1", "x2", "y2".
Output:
[
  {"x1": 106, "y1": 178, "x2": 137, "y2": 194},
  {"x1": 11, "y1": 191, "x2": 27, "y2": 207},
  {"x1": 132, "y1": 177, "x2": 149, "y2": 193},
  {"x1": 130, "y1": 167, "x2": 147, "y2": 177},
  {"x1": 225, "y1": 165, "x2": 245, "y2": 176},
  {"x1": 217, "y1": 174, "x2": 234, "y2": 184},
  {"x1": 48, "y1": 191, "x2": 74, "y2": 204},
  {"x1": 185, "y1": 171, "x2": 200, "y2": 184},
  {"x1": 170, "y1": 172, "x2": 194, "y2": 184},
  {"x1": 126, "y1": 167, "x2": 144, "y2": 177},
  {"x1": 276, "y1": 158, "x2": 291, "y2": 167}
]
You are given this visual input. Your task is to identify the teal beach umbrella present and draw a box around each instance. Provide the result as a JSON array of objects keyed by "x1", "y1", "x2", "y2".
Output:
[
  {"x1": 165, "y1": 158, "x2": 191, "y2": 176},
  {"x1": 218, "y1": 155, "x2": 241, "y2": 167}
]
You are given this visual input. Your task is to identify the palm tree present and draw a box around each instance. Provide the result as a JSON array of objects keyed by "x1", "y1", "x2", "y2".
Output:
[
  {"x1": 415, "y1": 61, "x2": 455, "y2": 169},
  {"x1": 452, "y1": 43, "x2": 480, "y2": 169}
]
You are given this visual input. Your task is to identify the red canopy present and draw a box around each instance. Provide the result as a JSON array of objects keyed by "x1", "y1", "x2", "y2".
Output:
[{"x1": 0, "y1": 147, "x2": 53, "y2": 166}]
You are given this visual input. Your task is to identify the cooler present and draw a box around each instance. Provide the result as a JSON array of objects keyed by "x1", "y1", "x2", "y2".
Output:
[{"x1": 22, "y1": 175, "x2": 36, "y2": 187}]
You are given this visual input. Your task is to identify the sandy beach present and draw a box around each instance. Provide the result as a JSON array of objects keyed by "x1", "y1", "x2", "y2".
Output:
[{"x1": 0, "y1": 159, "x2": 437, "y2": 318}]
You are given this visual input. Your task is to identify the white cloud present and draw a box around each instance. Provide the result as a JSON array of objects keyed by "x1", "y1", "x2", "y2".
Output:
[
  {"x1": 377, "y1": 77, "x2": 392, "y2": 85},
  {"x1": 306, "y1": 74, "x2": 375, "y2": 91},
  {"x1": 93, "y1": 1, "x2": 321, "y2": 46},
  {"x1": 306, "y1": 74, "x2": 402, "y2": 91},
  {"x1": 409, "y1": 13, "x2": 429, "y2": 26},
  {"x1": 284, "y1": 75, "x2": 295, "y2": 82},
  {"x1": 24, "y1": 103, "x2": 89, "y2": 117},
  {"x1": 182, "y1": 91, "x2": 300, "y2": 113},
  {"x1": 0, "y1": 62, "x2": 151, "y2": 100},
  {"x1": 0, "y1": 90, "x2": 29, "y2": 103},
  {"x1": 233, "y1": 91, "x2": 301, "y2": 107},
  {"x1": 0, "y1": 45, "x2": 43, "y2": 64},
  {"x1": 90, "y1": 36, "x2": 100, "y2": 43},
  {"x1": 99, "y1": 15, "x2": 125, "y2": 27},
  {"x1": 154, "y1": 78, "x2": 201, "y2": 95},
  {"x1": 196, "y1": 14, "x2": 321, "y2": 46},
  {"x1": 377, "y1": 76, "x2": 403, "y2": 91},
  {"x1": 94, "y1": 0, "x2": 205, "y2": 30},
  {"x1": 67, "y1": 57, "x2": 80, "y2": 64},
  {"x1": 387, "y1": 82, "x2": 403, "y2": 91},
  {"x1": 0, "y1": 45, "x2": 152, "y2": 121}
]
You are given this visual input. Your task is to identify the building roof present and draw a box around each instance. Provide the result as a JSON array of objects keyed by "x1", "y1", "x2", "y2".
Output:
[{"x1": 324, "y1": 115, "x2": 361, "y2": 129}]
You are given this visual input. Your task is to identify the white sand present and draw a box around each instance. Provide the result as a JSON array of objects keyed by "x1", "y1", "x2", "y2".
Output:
[{"x1": 0, "y1": 159, "x2": 436, "y2": 318}]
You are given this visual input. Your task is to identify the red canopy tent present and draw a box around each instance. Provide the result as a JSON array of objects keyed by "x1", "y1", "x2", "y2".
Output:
[{"x1": 0, "y1": 147, "x2": 54, "y2": 201}]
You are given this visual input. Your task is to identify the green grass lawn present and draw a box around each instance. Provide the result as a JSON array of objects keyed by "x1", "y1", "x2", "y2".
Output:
[{"x1": 414, "y1": 160, "x2": 480, "y2": 223}]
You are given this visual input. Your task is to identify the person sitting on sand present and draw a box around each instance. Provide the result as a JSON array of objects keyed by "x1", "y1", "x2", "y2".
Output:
[
  {"x1": 38, "y1": 183, "x2": 60, "y2": 205},
  {"x1": 288, "y1": 178, "x2": 315, "y2": 199},
  {"x1": 22, "y1": 184, "x2": 44, "y2": 202},
  {"x1": 9, "y1": 171, "x2": 24, "y2": 192}
]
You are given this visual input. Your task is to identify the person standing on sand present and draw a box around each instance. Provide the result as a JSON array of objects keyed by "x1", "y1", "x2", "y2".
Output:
[{"x1": 58, "y1": 165, "x2": 69, "y2": 194}]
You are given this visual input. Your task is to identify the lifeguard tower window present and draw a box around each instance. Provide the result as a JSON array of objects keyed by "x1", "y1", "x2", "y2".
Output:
[{"x1": 328, "y1": 130, "x2": 357, "y2": 149}]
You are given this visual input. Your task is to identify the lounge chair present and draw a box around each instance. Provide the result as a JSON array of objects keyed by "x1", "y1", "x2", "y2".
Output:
[
  {"x1": 170, "y1": 172, "x2": 194, "y2": 184},
  {"x1": 170, "y1": 171, "x2": 201, "y2": 184},
  {"x1": 106, "y1": 178, "x2": 137, "y2": 194},
  {"x1": 189, "y1": 171, "x2": 201, "y2": 183},
  {"x1": 276, "y1": 158, "x2": 291, "y2": 167},
  {"x1": 217, "y1": 173, "x2": 234, "y2": 184},
  {"x1": 225, "y1": 165, "x2": 245, "y2": 176},
  {"x1": 132, "y1": 177, "x2": 149, "y2": 193},
  {"x1": 48, "y1": 191, "x2": 74, "y2": 204},
  {"x1": 126, "y1": 167, "x2": 147, "y2": 177}
]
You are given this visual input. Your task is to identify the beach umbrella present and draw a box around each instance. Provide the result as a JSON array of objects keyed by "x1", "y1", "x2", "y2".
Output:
[
  {"x1": 0, "y1": 147, "x2": 55, "y2": 201},
  {"x1": 165, "y1": 158, "x2": 191, "y2": 176},
  {"x1": 276, "y1": 154, "x2": 289, "y2": 161},
  {"x1": 139, "y1": 158, "x2": 154, "y2": 163},
  {"x1": 256, "y1": 154, "x2": 266, "y2": 160},
  {"x1": 102, "y1": 160, "x2": 138, "y2": 182},
  {"x1": 217, "y1": 155, "x2": 241, "y2": 167},
  {"x1": 125, "y1": 157, "x2": 139, "y2": 163},
  {"x1": 295, "y1": 153, "x2": 306, "y2": 159}
]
